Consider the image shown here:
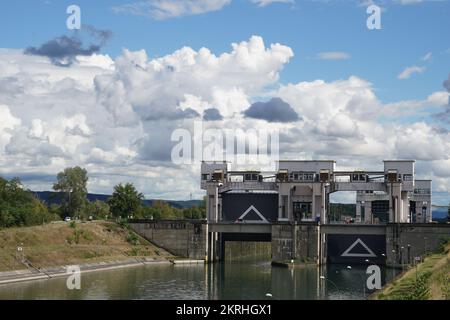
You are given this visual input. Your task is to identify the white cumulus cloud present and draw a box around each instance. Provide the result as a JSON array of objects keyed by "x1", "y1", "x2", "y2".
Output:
[
  {"x1": 113, "y1": 0, "x2": 232, "y2": 20},
  {"x1": 398, "y1": 65, "x2": 426, "y2": 79}
]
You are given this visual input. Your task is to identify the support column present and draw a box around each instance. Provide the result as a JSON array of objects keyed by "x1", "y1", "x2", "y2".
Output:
[
  {"x1": 312, "y1": 191, "x2": 316, "y2": 221},
  {"x1": 205, "y1": 225, "x2": 209, "y2": 262},
  {"x1": 388, "y1": 184, "x2": 394, "y2": 223},
  {"x1": 321, "y1": 184, "x2": 327, "y2": 224},
  {"x1": 364, "y1": 201, "x2": 372, "y2": 224},
  {"x1": 214, "y1": 186, "x2": 219, "y2": 223},
  {"x1": 389, "y1": 183, "x2": 402, "y2": 223},
  {"x1": 278, "y1": 194, "x2": 283, "y2": 220},
  {"x1": 356, "y1": 202, "x2": 362, "y2": 223},
  {"x1": 287, "y1": 193, "x2": 292, "y2": 222},
  {"x1": 401, "y1": 193, "x2": 409, "y2": 223}
]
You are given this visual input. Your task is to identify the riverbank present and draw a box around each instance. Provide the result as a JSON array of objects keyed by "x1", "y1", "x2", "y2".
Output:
[
  {"x1": 0, "y1": 221, "x2": 173, "y2": 273},
  {"x1": 370, "y1": 242, "x2": 450, "y2": 300},
  {"x1": 0, "y1": 258, "x2": 171, "y2": 285}
]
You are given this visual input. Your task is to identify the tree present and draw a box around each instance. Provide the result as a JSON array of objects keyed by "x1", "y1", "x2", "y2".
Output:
[
  {"x1": 0, "y1": 177, "x2": 54, "y2": 228},
  {"x1": 140, "y1": 205, "x2": 160, "y2": 220},
  {"x1": 53, "y1": 167, "x2": 88, "y2": 218},
  {"x1": 87, "y1": 200, "x2": 110, "y2": 219},
  {"x1": 108, "y1": 183, "x2": 144, "y2": 218},
  {"x1": 152, "y1": 200, "x2": 177, "y2": 219},
  {"x1": 182, "y1": 206, "x2": 206, "y2": 220}
]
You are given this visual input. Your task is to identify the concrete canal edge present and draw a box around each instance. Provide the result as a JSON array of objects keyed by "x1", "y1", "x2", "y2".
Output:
[
  {"x1": 170, "y1": 259, "x2": 205, "y2": 265},
  {"x1": 0, "y1": 258, "x2": 172, "y2": 286}
]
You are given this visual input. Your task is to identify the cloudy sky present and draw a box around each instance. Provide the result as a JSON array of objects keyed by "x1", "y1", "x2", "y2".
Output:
[{"x1": 0, "y1": 0, "x2": 449, "y2": 203}]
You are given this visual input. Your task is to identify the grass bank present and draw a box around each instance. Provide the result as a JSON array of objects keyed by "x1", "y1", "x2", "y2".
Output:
[
  {"x1": 0, "y1": 221, "x2": 172, "y2": 272},
  {"x1": 371, "y1": 242, "x2": 450, "y2": 300}
]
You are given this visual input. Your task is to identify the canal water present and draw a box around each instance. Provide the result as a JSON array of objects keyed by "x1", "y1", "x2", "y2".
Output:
[{"x1": 0, "y1": 262, "x2": 401, "y2": 300}]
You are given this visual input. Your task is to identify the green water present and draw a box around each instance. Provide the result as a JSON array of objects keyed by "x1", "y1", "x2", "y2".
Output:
[{"x1": 0, "y1": 262, "x2": 400, "y2": 300}]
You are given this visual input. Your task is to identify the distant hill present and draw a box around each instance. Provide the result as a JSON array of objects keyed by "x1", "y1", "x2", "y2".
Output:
[
  {"x1": 32, "y1": 191, "x2": 203, "y2": 209},
  {"x1": 432, "y1": 206, "x2": 449, "y2": 222},
  {"x1": 328, "y1": 203, "x2": 448, "y2": 222}
]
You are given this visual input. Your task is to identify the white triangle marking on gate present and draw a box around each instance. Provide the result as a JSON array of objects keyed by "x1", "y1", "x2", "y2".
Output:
[
  {"x1": 341, "y1": 238, "x2": 377, "y2": 258},
  {"x1": 238, "y1": 205, "x2": 269, "y2": 223}
]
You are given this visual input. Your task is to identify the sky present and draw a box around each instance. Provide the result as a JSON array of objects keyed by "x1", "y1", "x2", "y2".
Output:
[{"x1": 0, "y1": 0, "x2": 449, "y2": 204}]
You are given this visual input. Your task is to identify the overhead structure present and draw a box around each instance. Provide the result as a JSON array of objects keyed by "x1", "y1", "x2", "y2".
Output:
[{"x1": 201, "y1": 159, "x2": 432, "y2": 225}]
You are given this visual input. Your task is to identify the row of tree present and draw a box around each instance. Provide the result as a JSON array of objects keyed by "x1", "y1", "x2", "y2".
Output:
[
  {"x1": 0, "y1": 177, "x2": 57, "y2": 228},
  {"x1": 0, "y1": 166, "x2": 205, "y2": 229}
]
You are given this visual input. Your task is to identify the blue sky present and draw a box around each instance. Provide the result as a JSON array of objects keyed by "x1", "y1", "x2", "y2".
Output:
[
  {"x1": 0, "y1": 0, "x2": 449, "y2": 203},
  {"x1": 1, "y1": 0, "x2": 449, "y2": 103}
]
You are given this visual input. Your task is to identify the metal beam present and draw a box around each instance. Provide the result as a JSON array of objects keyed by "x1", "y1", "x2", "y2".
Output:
[
  {"x1": 208, "y1": 223, "x2": 272, "y2": 234},
  {"x1": 320, "y1": 224, "x2": 386, "y2": 235}
]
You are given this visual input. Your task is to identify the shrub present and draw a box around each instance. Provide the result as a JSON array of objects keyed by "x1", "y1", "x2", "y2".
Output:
[{"x1": 126, "y1": 232, "x2": 139, "y2": 245}]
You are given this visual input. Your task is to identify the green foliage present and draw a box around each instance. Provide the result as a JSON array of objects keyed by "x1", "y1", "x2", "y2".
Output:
[
  {"x1": 0, "y1": 177, "x2": 55, "y2": 229},
  {"x1": 108, "y1": 183, "x2": 144, "y2": 218},
  {"x1": 49, "y1": 203, "x2": 62, "y2": 216},
  {"x1": 152, "y1": 200, "x2": 182, "y2": 219},
  {"x1": 126, "y1": 232, "x2": 139, "y2": 245},
  {"x1": 386, "y1": 271, "x2": 431, "y2": 300},
  {"x1": 117, "y1": 220, "x2": 128, "y2": 228},
  {"x1": 53, "y1": 167, "x2": 88, "y2": 218},
  {"x1": 66, "y1": 224, "x2": 92, "y2": 244},
  {"x1": 441, "y1": 273, "x2": 450, "y2": 299},
  {"x1": 139, "y1": 200, "x2": 206, "y2": 220},
  {"x1": 82, "y1": 230, "x2": 93, "y2": 241},
  {"x1": 182, "y1": 205, "x2": 206, "y2": 219},
  {"x1": 438, "y1": 237, "x2": 450, "y2": 254},
  {"x1": 87, "y1": 200, "x2": 110, "y2": 219},
  {"x1": 82, "y1": 251, "x2": 102, "y2": 259}
]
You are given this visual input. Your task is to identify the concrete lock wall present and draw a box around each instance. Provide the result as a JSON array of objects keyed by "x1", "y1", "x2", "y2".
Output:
[
  {"x1": 223, "y1": 242, "x2": 271, "y2": 261},
  {"x1": 295, "y1": 224, "x2": 320, "y2": 263},
  {"x1": 272, "y1": 223, "x2": 320, "y2": 262},
  {"x1": 271, "y1": 224, "x2": 294, "y2": 261},
  {"x1": 129, "y1": 220, "x2": 450, "y2": 266},
  {"x1": 386, "y1": 223, "x2": 450, "y2": 267},
  {"x1": 129, "y1": 220, "x2": 207, "y2": 260}
]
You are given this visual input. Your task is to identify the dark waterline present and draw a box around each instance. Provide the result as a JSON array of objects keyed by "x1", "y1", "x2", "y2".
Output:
[{"x1": 0, "y1": 261, "x2": 401, "y2": 300}]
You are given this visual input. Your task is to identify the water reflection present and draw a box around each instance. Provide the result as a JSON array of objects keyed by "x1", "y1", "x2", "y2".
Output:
[{"x1": 0, "y1": 262, "x2": 401, "y2": 300}]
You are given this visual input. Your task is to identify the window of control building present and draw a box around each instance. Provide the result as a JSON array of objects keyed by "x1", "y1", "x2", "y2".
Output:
[
  {"x1": 403, "y1": 174, "x2": 413, "y2": 181},
  {"x1": 351, "y1": 173, "x2": 366, "y2": 182},
  {"x1": 414, "y1": 188, "x2": 431, "y2": 194},
  {"x1": 244, "y1": 173, "x2": 259, "y2": 181}
]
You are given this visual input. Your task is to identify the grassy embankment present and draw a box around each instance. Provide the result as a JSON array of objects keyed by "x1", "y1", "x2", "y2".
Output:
[
  {"x1": 371, "y1": 241, "x2": 450, "y2": 300},
  {"x1": 0, "y1": 221, "x2": 172, "y2": 272}
]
